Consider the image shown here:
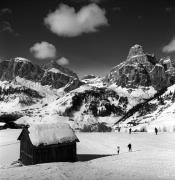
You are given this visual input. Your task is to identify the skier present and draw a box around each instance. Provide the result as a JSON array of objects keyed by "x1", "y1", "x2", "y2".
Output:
[
  {"x1": 155, "y1": 127, "x2": 158, "y2": 135},
  {"x1": 129, "y1": 128, "x2": 132, "y2": 134},
  {"x1": 128, "y1": 143, "x2": 132, "y2": 152},
  {"x1": 117, "y1": 146, "x2": 120, "y2": 155}
]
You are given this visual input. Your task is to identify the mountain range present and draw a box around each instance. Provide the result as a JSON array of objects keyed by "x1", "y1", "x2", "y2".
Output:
[{"x1": 1, "y1": 45, "x2": 175, "y2": 132}]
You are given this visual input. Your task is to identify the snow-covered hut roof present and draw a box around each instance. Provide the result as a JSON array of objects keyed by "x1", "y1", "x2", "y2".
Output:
[{"x1": 18, "y1": 122, "x2": 79, "y2": 147}]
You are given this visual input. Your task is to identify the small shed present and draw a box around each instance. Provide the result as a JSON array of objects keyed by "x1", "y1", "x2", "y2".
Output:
[{"x1": 17, "y1": 123, "x2": 79, "y2": 165}]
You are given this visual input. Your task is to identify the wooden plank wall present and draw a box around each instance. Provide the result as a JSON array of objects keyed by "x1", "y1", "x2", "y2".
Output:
[{"x1": 33, "y1": 142, "x2": 77, "y2": 164}]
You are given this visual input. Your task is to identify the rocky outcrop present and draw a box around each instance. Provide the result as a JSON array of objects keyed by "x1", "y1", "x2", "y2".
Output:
[
  {"x1": 106, "y1": 45, "x2": 175, "y2": 90},
  {"x1": 1, "y1": 57, "x2": 44, "y2": 81},
  {"x1": 159, "y1": 57, "x2": 175, "y2": 86},
  {"x1": 0, "y1": 57, "x2": 80, "y2": 91},
  {"x1": 150, "y1": 64, "x2": 167, "y2": 89},
  {"x1": 40, "y1": 60, "x2": 80, "y2": 91},
  {"x1": 127, "y1": 44, "x2": 145, "y2": 59}
]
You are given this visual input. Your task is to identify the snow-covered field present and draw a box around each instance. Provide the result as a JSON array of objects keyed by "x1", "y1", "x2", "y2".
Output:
[{"x1": 0, "y1": 129, "x2": 175, "y2": 180}]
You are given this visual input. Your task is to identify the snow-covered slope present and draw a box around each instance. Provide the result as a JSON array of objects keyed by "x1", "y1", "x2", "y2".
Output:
[
  {"x1": 119, "y1": 84, "x2": 175, "y2": 132},
  {"x1": 1, "y1": 44, "x2": 175, "y2": 131},
  {"x1": 81, "y1": 75, "x2": 105, "y2": 88},
  {"x1": 1, "y1": 131, "x2": 175, "y2": 180},
  {"x1": 13, "y1": 84, "x2": 156, "y2": 130},
  {"x1": 0, "y1": 70, "x2": 158, "y2": 130},
  {"x1": 0, "y1": 80, "x2": 43, "y2": 114},
  {"x1": 0, "y1": 57, "x2": 80, "y2": 123}
]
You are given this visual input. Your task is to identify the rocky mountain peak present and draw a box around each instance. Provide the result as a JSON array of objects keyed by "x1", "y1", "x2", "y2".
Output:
[
  {"x1": 14, "y1": 57, "x2": 31, "y2": 63},
  {"x1": 106, "y1": 44, "x2": 175, "y2": 90},
  {"x1": 43, "y1": 60, "x2": 79, "y2": 80},
  {"x1": 127, "y1": 44, "x2": 144, "y2": 59},
  {"x1": 0, "y1": 57, "x2": 80, "y2": 91},
  {"x1": 126, "y1": 44, "x2": 157, "y2": 66}
]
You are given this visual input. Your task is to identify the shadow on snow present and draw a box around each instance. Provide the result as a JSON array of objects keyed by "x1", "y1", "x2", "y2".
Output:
[{"x1": 77, "y1": 154, "x2": 112, "y2": 161}]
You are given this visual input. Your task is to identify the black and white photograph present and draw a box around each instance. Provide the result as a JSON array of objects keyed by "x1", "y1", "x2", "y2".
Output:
[{"x1": 0, "y1": 0, "x2": 175, "y2": 179}]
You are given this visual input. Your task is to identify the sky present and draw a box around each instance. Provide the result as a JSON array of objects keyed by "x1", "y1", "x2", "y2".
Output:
[{"x1": 1, "y1": 0, "x2": 175, "y2": 78}]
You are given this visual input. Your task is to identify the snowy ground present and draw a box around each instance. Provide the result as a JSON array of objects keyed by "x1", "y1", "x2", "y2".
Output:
[
  {"x1": 0, "y1": 130, "x2": 175, "y2": 179},
  {"x1": 0, "y1": 129, "x2": 20, "y2": 166}
]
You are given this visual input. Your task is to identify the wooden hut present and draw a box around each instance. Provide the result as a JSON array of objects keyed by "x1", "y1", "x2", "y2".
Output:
[{"x1": 17, "y1": 123, "x2": 79, "y2": 165}]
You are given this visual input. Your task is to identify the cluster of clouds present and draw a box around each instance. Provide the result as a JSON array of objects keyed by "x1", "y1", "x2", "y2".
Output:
[
  {"x1": 30, "y1": 3, "x2": 108, "y2": 64},
  {"x1": 30, "y1": 41, "x2": 69, "y2": 65},
  {"x1": 30, "y1": 2, "x2": 175, "y2": 63},
  {"x1": 1, "y1": 3, "x2": 108, "y2": 64},
  {"x1": 3, "y1": 2, "x2": 175, "y2": 65},
  {"x1": 44, "y1": 3, "x2": 108, "y2": 37}
]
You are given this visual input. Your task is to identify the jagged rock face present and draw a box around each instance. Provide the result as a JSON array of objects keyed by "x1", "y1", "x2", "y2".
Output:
[
  {"x1": 159, "y1": 57, "x2": 175, "y2": 86},
  {"x1": 1, "y1": 58, "x2": 44, "y2": 81},
  {"x1": 106, "y1": 45, "x2": 174, "y2": 90},
  {"x1": 0, "y1": 60, "x2": 9, "y2": 78},
  {"x1": 127, "y1": 44, "x2": 144, "y2": 59},
  {"x1": 150, "y1": 64, "x2": 167, "y2": 89},
  {"x1": 41, "y1": 71, "x2": 70, "y2": 88},
  {"x1": 42, "y1": 60, "x2": 78, "y2": 79},
  {"x1": 0, "y1": 57, "x2": 79, "y2": 91},
  {"x1": 40, "y1": 60, "x2": 80, "y2": 91}
]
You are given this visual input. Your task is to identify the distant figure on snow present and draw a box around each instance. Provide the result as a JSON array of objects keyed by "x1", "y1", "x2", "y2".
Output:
[
  {"x1": 129, "y1": 128, "x2": 132, "y2": 134},
  {"x1": 155, "y1": 127, "x2": 158, "y2": 135},
  {"x1": 117, "y1": 146, "x2": 120, "y2": 155},
  {"x1": 128, "y1": 143, "x2": 132, "y2": 152}
]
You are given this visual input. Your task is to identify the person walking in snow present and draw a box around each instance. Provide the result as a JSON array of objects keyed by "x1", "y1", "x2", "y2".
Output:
[
  {"x1": 128, "y1": 143, "x2": 132, "y2": 152},
  {"x1": 129, "y1": 128, "x2": 132, "y2": 134},
  {"x1": 155, "y1": 127, "x2": 158, "y2": 135},
  {"x1": 117, "y1": 146, "x2": 120, "y2": 155}
]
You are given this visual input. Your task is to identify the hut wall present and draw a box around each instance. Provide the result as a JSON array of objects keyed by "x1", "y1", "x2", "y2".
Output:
[
  {"x1": 20, "y1": 131, "x2": 34, "y2": 165},
  {"x1": 33, "y1": 142, "x2": 77, "y2": 164}
]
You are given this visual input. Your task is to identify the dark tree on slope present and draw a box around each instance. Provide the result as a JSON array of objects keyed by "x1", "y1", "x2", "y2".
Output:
[
  {"x1": 80, "y1": 123, "x2": 112, "y2": 132},
  {"x1": 157, "y1": 96, "x2": 165, "y2": 105},
  {"x1": 64, "y1": 88, "x2": 128, "y2": 117},
  {"x1": 172, "y1": 91, "x2": 175, "y2": 102},
  {"x1": 64, "y1": 94, "x2": 84, "y2": 116}
]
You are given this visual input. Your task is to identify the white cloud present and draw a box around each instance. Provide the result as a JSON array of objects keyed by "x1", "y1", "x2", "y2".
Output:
[
  {"x1": 30, "y1": 41, "x2": 56, "y2": 59},
  {"x1": 56, "y1": 57, "x2": 69, "y2": 66},
  {"x1": 44, "y1": 3, "x2": 108, "y2": 37},
  {"x1": 163, "y1": 38, "x2": 175, "y2": 53}
]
